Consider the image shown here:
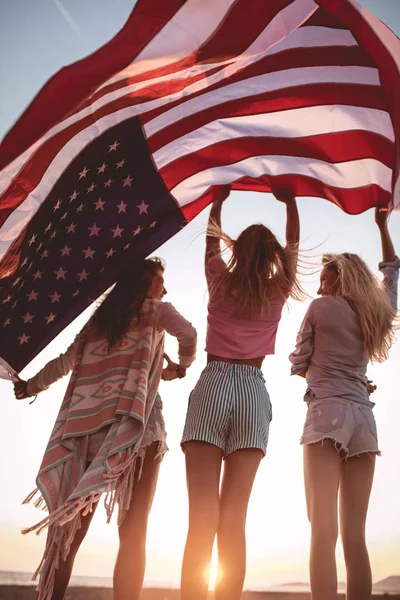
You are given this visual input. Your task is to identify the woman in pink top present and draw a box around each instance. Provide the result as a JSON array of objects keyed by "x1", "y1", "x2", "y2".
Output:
[
  {"x1": 290, "y1": 209, "x2": 398, "y2": 600},
  {"x1": 181, "y1": 190, "x2": 303, "y2": 600},
  {"x1": 14, "y1": 257, "x2": 197, "y2": 600}
]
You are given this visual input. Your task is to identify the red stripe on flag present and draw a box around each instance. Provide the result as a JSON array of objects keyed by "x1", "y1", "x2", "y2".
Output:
[
  {"x1": 316, "y1": 0, "x2": 400, "y2": 205},
  {"x1": 161, "y1": 131, "x2": 393, "y2": 191},
  {"x1": 181, "y1": 176, "x2": 390, "y2": 221},
  {"x1": 148, "y1": 83, "x2": 386, "y2": 153}
]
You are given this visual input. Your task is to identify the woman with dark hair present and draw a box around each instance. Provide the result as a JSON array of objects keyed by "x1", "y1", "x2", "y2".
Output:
[
  {"x1": 290, "y1": 209, "x2": 399, "y2": 600},
  {"x1": 14, "y1": 257, "x2": 197, "y2": 600},
  {"x1": 180, "y1": 189, "x2": 304, "y2": 600}
]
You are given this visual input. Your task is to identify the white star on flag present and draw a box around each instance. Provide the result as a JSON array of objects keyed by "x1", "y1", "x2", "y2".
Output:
[
  {"x1": 78, "y1": 269, "x2": 89, "y2": 281},
  {"x1": 109, "y1": 140, "x2": 120, "y2": 152},
  {"x1": 116, "y1": 159, "x2": 126, "y2": 169},
  {"x1": 53, "y1": 200, "x2": 62, "y2": 212},
  {"x1": 137, "y1": 201, "x2": 149, "y2": 214},
  {"x1": 28, "y1": 234, "x2": 37, "y2": 246},
  {"x1": 27, "y1": 290, "x2": 39, "y2": 301},
  {"x1": 55, "y1": 267, "x2": 67, "y2": 280},
  {"x1": 83, "y1": 246, "x2": 96, "y2": 259},
  {"x1": 104, "y1": 178, "x2": 113, "y2": 187},
  {"x1": 49, "y1": 291, "x2": 62, "y2": 303},
  {"x1": 22, "y1": 312, "x2": 34, "y2": 324},
  {"x1": 94, "y1": 198, "x2": 105, "y2": 211},
  {"x1": 88, "y1": 223, "x2": 101, "y2": 236},
  {"x1": 45, "y1": 313, "x2": 56, "y2": 324},
  {"x1": 116, "y1": 200, "x2": 127, "y2": 214},
  {"x1": 18, "y1": 333, "x2": 30, "y2": 345},
  {"x1": 106, "y1": 248, "x2": 116, "y2": 259},
  {"x1": 78, "y1": 166, "x2": 89, "y2": 179},
  {"x1": 87, "y1": 183, "x2": 96, "y2": 193},
  {"x1": 97, "y1": 162, "x2": 107, "y2": 174},
  {"x1": 60, "y1": 245, "x2": 72, "y2": 257},
  {"x1": 122, "y1": 175, "x2": 133, "y2": 187},
  {"x1": 33, "y1": 270, "x2": 43, "y2": 280},
  {"x1": 133, "y1": 226, "x2": 142, "y2": 236},
  {"x1": 67, "y1": 223, "x2": 76, "y2": 234},
  {"x1": 69, "y1": 190, "x2": 79, "y2": 202},
  {"x1": 111, "y1": 225, "x2": 124, "y2": 238}
]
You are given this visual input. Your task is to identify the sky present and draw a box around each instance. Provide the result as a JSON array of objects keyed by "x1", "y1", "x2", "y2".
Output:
[{"x1": 0, "y1": 0, "x2": 399, "y2": 591}]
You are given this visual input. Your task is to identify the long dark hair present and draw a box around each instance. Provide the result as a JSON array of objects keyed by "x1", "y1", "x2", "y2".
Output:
[{"x1": 91, "y1": 257, "x2": 164, "y2": 349}]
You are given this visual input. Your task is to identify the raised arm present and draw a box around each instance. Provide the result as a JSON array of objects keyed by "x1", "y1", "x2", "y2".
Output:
[
  {"x1": 375, "y1": 207, "x2": 399, "y2": 310},
  {"x1": 205, "y1": 187, "x2": 230, "y2": 264},
  {"x1": 375, "y1": 207, "x2": 396, "y2": 263},
  {"x1": 274, "y1": 189, "x2": 299, "y2": 249}
]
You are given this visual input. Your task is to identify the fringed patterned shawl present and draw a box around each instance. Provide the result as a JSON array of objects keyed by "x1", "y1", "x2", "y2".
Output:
[{"x1": 24, "y1": 299, "x2": 166, "y2": 600}]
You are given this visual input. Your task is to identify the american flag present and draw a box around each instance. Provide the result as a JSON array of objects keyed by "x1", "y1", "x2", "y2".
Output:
[{"x1": 0, "y1": 0, "x2": 399, "y2": 375}]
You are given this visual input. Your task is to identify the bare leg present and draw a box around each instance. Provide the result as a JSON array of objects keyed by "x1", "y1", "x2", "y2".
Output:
[
  {"x1": 340, "y1": 453, "x2": 376, "y2": 600},
  {"x1": 113, "y1": 442, "x2": 162, "y2": 600},
  {"x1": 304, "y1": 441, "x2": 342, "y2": 600},
  {"x1": 215, "y1": 449, "x2": 263, "y2": 600},
  {"x1": 51, "y1": 506, "x2": 97, "y2": 600},
  {"x1": 181, "y1": 441, "x2": 223, "y2": 600}
]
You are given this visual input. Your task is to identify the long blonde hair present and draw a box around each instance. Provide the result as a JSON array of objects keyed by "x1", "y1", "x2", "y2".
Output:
[
  {"x1": 323, "y1": 253, "x2": 396, "y2": 362},
  {"x1": 209, "y1": 223, "x2": 304, "y2": 316}
]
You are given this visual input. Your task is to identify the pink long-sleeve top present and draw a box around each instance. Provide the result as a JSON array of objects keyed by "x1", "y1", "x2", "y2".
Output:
[
  {"x1": 289, "y1": 257, "x2": 400, "y2": 406},
  {"x1": 27, "y1": 299, "x2": 197, "y2": 396},
  {"x1": 205, "y1": 255, "x2": 288, "y2": 359}
]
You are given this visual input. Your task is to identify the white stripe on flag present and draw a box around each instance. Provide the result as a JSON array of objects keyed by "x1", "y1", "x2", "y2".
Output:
[
  {"x1": 171, "y1": 155, "x2": 392, "y2": 205},
  {"x1": 153, "y1": 105, "x2": 394, "y2": 170},
  {"x1": 145, "y1": 65, "x2": 380, "y2": 137}
]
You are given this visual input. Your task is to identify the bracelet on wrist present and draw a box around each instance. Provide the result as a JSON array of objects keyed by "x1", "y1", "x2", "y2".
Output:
[{"x1": 176, "y1": 365, "x2": 186, "y2": 379}]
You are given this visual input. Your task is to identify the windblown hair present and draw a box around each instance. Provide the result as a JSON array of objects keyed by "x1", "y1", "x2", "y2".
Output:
[
  {"x1": 91, "y1": 257, "x2": 164, "y2": 350},
  {"x1": 323, "y1": 252, "x2": 396, "y2": 362},
  {"x1": 208, "y1": 222, "x2": 304, "y2": 316}
]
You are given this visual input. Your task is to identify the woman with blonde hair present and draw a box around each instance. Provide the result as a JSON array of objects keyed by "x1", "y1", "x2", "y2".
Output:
[
  {"x1": 181, "y1": 188, "x2": 303, "y2": 600},
  {"x1": 290, "y1": 208, "x2": 399, "y2": 600}
]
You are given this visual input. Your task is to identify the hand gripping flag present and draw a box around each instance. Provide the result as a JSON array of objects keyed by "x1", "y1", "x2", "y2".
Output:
[{"x1": 0, "y1": 0, "x2": 399, "y2": 376}]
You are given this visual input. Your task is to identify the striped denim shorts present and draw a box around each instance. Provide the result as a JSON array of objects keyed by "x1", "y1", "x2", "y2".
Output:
[{"x1": 181, "y1": 361, "x2": 272, "y2": 457}]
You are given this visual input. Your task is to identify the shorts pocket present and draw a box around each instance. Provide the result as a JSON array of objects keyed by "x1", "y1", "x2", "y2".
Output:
[
  {"x1": 359, "y1": 406, "x2": 378, "y2": 441},
  {"x1": 264, "y1": 395, "x2": 273, "y2": 422},
  {"x1": 312, "y1": 400, "x2": 347, "y2": 434}
]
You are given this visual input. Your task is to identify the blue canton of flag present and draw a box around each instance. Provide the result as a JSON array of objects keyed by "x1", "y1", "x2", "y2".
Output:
[{"x1": 0, "y1": 117, "x2": 186, "y2": 373}]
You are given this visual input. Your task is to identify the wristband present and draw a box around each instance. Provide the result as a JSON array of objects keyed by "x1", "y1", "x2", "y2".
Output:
[{"x1": 176, "y1": 365, "x2": 186, "y2": 379}]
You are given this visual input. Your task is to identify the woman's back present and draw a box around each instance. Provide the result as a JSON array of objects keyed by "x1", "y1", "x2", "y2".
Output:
[
  {"x1": 205, "y1": 255, "x2": 287, "y2": 359},
  {"x1": 303, "y1": 296, "x2": 370, "y2": 404}
]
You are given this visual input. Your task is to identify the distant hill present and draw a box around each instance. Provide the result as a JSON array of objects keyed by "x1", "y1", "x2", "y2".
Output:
[{"x1": 374, "y1": 576, "x2": 400, "y2": 593}]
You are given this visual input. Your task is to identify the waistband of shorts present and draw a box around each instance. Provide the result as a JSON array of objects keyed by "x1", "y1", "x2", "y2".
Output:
[
  {"x1": 205, "y1": 361, "x2": 264, "y2": 379},
  {"x1": 306, "y1": 395, "x2": 375, "y2": 410}
]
